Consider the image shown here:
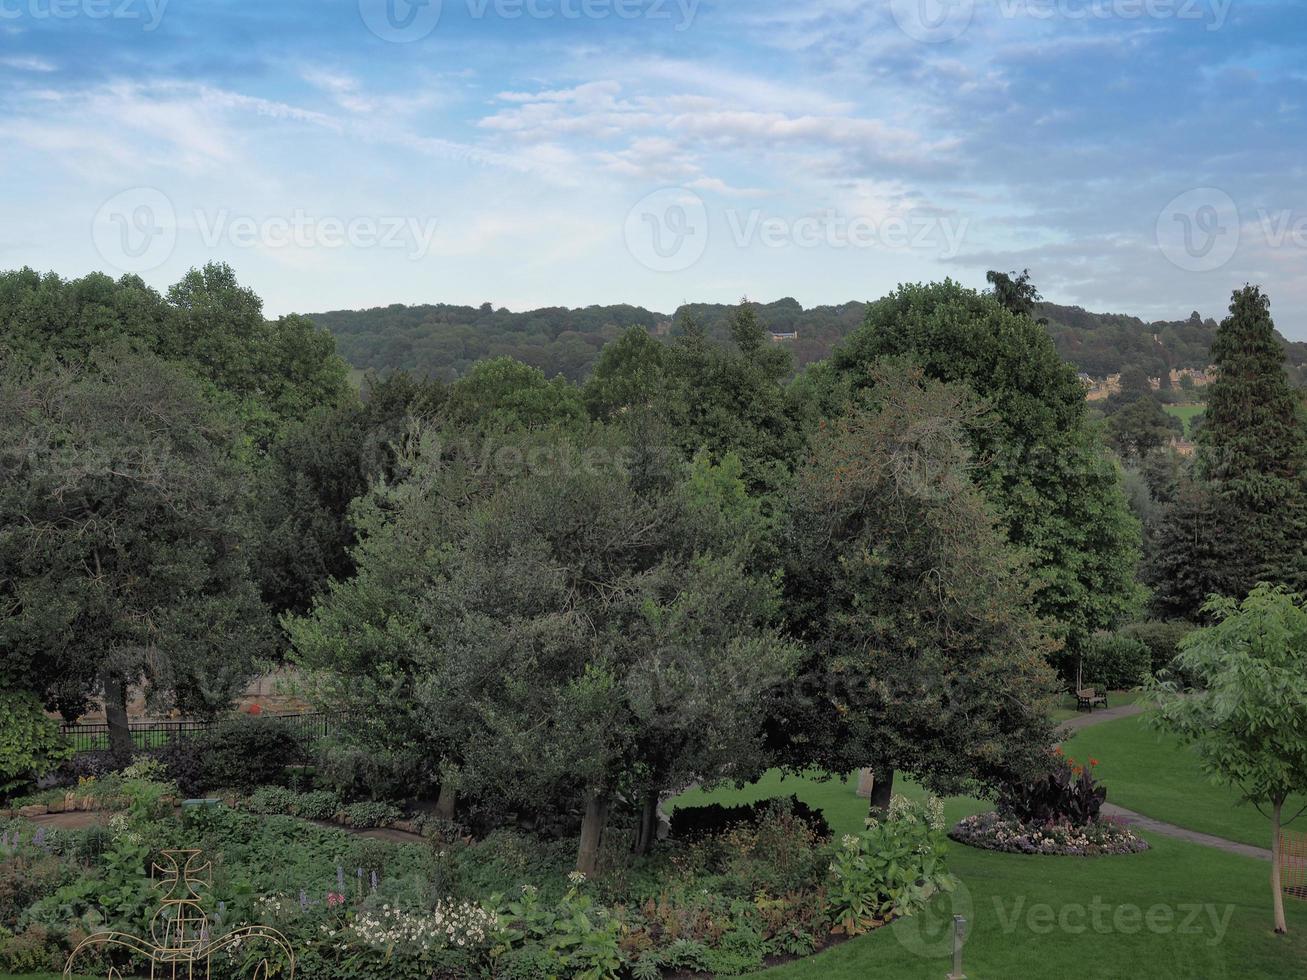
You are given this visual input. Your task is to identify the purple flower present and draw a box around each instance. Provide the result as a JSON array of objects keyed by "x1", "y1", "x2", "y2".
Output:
[
  {"x1": 300, "y1": 890, "x2": 309, "y2": 910},
  {"x1": 337, "y1": 865, "x2": 345, "y2": 890},
  {"x1": 370, "y1": 870, "x2": 378, "y2": 893}
]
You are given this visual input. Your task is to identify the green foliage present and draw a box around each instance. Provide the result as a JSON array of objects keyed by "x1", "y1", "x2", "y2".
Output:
[
  {"x1": 311, "y1": 739, "x2": 422, "y2": 803},
  {"x1": 0, "y1": 348, "x2": 273, "y2": 726},
  {"x1": 341, "y1": 801, "x2": 403, "y2": 828},
  {"x1": 1107, "y1": 396, "x2": 1183, "y2": 460},
  {"x1": 0, "y1": 692, "x2": 72, "y2": 797},
  {"x1": 444, "y1": 356, "x2": 586, "y2": 432},
  {"x1": 1119, "y1": 620, "x2": 1195, "y2": 674},
  {"x1": 813, "y1": 280, "x2": 1145, "y2": 652},
  {"x1": 497, "y1": 882, "x2": 625, "y2": 980},
  {"x1": 1081, "y1": 632, "x2": 1152, "y2": 689},
  {"x1": 783, "y1": 365, "x2": 1059, "y2": 795},
  {"x1": 825, "y1": 795, "x2": 955, "y2": 936},
  {"x1": 196, "y1": 716, "x2": 306, "y2": 792},
  {"x1": 1150, "y1": 584, "x2": 1307, "y2": 931}
]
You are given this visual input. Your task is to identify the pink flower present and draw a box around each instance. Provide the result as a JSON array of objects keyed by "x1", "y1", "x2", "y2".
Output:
[{"x1": 327, "y1": 892, "x2": 346, "y2": 907}]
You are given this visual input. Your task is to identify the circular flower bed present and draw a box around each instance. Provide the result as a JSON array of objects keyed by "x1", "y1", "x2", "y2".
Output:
[{"x1": 950, "y1": 811, "x2": 1149, "y2": 856}]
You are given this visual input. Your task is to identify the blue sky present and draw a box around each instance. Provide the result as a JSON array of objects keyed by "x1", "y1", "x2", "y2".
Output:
[{"x1": 2, "y1": 0, "x2": 1306, "y2": 338}]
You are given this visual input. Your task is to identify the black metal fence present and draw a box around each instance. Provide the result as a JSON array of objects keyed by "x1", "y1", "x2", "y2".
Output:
[{"x1": 59, "y1": 712, "x2": 340, "y2": 754}]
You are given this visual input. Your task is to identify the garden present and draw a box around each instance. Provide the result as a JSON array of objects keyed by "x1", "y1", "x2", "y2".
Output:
[{"x1": 0, "y1": 715, "x2": 961, "y2": 979}]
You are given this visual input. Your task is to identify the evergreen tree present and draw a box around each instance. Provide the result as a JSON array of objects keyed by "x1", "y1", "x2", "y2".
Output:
[{"x1": 1149, "y1": 286, "x2": 1307, "y2": 614}]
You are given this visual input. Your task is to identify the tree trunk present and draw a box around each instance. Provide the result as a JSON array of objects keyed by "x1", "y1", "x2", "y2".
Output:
[
  {"x1": 435, "y1": 782, "x2": 457, "y2": 822},
  {"x1": 576, "y1": 792, "x2": 610, "y2": 877},
  {"x1": 102, "y1": 670, "x2": 132, "y2": 764},
  {"x1": 1272, "y1": 798, "x2": 1287, "y2": 934},
  {"x1": 633, "y1": 789, "x2": 659, "y2": 856},
  {"x1": 868, "y1": 767, "x2": 895, "y2": 818}
]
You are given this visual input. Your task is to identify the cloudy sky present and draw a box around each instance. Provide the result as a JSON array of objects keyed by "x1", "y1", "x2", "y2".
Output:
[{"x1": 2, "y1": 0, "x2": 1305, "y2": 337}]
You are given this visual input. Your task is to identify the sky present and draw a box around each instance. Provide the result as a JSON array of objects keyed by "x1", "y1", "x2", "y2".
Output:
[{"x1": 2, "y1": 0, "x2": 1305, "y2": 338}]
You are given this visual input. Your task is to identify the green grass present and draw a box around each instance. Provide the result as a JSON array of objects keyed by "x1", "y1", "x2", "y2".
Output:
[
  {"x1": 1049, "y1": 689, "x2": 1143, "y2": 723},
  {"x1": 671, "y1": 770, "x2": 1307, "y2": 979},
  {"x1": 1063, "y1": 712, "x2": 1306, "y2": 850},
  {"x1": 1164, "y1": 402, "x2": 1206, "y2": 436}
]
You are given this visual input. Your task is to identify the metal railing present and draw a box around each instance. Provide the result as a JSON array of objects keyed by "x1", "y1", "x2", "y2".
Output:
[{"x1": 59, "y1": 712, "x2": 339, "y2": 754}]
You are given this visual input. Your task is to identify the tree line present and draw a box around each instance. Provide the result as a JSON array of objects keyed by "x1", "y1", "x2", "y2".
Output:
[
  {"x1": 3, "y1": 263, "x2": 1303, "y2": 873},
  {"x1": 308, "y1": 291, "x2": 1307, "y2": 388}
]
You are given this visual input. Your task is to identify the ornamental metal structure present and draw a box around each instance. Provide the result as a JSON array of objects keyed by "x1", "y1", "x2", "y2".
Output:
[{"x1": 63, "y1": 849, "x2": 296, "y2": 979}]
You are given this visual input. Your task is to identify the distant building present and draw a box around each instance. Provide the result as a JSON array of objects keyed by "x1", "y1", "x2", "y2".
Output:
[{"x1": 769, "y1": 330, "x2": 799, "y2": 342}]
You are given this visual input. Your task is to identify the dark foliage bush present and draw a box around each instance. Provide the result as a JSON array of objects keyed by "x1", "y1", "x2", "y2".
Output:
[
  {"x1": 1081, "y1": 632, "x2": 1151, "y2": 689},
  {"x1": 159, "y1": 740, "x2": 207, "y2": 797},
  {"x1": 669, "y1": 795, "x2": 830, "y2": 842},
  {"x1": 999, "y1": 754, "x2": 1106, "y2": 827},
  {"x1": 1119, "y1": 620, "x2": 1195, "y2": 675},
  {"x1": 312, "y1": 739, "x2": 420, "y2": 803},
  {"x1": 196, "y1": 716, "x2": 306, "y2": 793}
]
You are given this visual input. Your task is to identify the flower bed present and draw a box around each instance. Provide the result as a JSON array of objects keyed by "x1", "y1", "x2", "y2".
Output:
[
  {"x1": 950, "y1": 810, "x2": 1149, "y2": 856},
  {"x1": 0, "y1": 762, "x2": 959, "y2": 979}
]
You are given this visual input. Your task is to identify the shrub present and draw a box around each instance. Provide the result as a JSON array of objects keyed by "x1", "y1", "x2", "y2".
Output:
[
  {"x1": 826, "y1": 795, "x2": 955, "y2": 936},
  {"x1": 290, "y1": 790, "x2": 341, "y2": 821},
  {"x1": 312, "y1": 738, "x2": 420, "y2": 803},
  {"x1": 1119, "y1": 620, "x2": 1195, "y2": 675},
  {"x1": 669, "y1": 795, "x2": 830, "y2": 841},
  {"x1": 1081, "y1": 632, "x2": 1151, "y2": 690},
  {"x1": 244, "y1": 785, "x2": 298, "y2": 815},
  {"x1": 341, "y1": 800, "x2": 403, "y2": 828},
  {"x1": 158, "y1": 739, "x2": 206, "y2": 797},
  {"x1": 998, "y1": 752, "x2": 1106, "y2": 827},
  {"x1": 0, "y1": 692, "x2": 73, "y2": 798},
  {"x1": 716, "y1": 804, "x2": 829, "y2": 897},
  {"x1": 197, "y1": 715, "x2": 305, "y2": 792}
]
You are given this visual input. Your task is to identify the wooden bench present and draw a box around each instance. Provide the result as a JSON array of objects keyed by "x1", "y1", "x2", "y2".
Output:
[{"x1": 1076, "y1": 687, "x2": 1108, "y2": 711}]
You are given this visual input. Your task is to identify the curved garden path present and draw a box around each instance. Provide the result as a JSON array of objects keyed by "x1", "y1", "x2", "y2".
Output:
[{"x1": 1057, "y1": 702, "x2": 1274, "y2": 862}]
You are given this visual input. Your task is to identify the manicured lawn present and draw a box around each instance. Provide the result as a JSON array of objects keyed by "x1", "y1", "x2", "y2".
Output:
[
  {"x1": 671, "y1": 771, "x2": 1307, "y2": 979},
  {"x1": 1063, "y1": 712, "x2": 1307, "y2": 850},
  {"x1": 1164, "y1": 402, "x2": 1205, "y2": 436}
]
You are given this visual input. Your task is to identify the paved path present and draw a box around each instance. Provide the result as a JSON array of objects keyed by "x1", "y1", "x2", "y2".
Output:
[
  {"x1": 1055, "y1": 700, "x2": 1147, "y2": 737},
  {"x1": 1057, "y1": 698, "x2": 1273, "y2": 862}
]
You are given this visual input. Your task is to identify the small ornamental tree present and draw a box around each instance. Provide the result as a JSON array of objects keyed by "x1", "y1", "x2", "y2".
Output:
[{"x1": 1149, "y1": 585, "x2": 1307, "y2": 934}]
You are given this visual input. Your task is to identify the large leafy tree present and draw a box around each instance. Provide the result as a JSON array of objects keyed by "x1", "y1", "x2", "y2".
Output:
[
  {"x1": 782, "y1": 366, "x2": 1060, "y2": 812},
  {"x1": 256, "y1": 371, "x2": 446, "y2": 616},
  {"x1": 0, "y1": 263, "x2": 352, "y2": 449},
  {"x1": 1150, "y1": 585, "x2": 1307, "y2": 934},
  {"x1": 586, "y1": 304, "x2": 807, "y2": 499},
  {"x1": 0, "y1": 349, "x2": 272, "y2": 757},
  {"x1": 290, "y1": 428, "x2": 793, "y2": 874},
  {"x1": 1107, "y1": 396, "x2": 1182, "y2": 461},
  {"x1": 808, "y1": 280, "x2": 1144, "y2": 655}
]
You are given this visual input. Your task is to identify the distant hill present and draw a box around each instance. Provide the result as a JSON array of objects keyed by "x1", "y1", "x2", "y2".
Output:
[{"x1": 307, "y1": 297, "x2": 1307, "y2": 387}]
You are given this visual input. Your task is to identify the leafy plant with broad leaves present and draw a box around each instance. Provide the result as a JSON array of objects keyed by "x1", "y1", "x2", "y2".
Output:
[
  {"x1": 998, "y1": 751, "x2": 1107, "y2": 827},
  {"x1": 825, "y1": 795, "x2": 956, "y2": 936}
]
